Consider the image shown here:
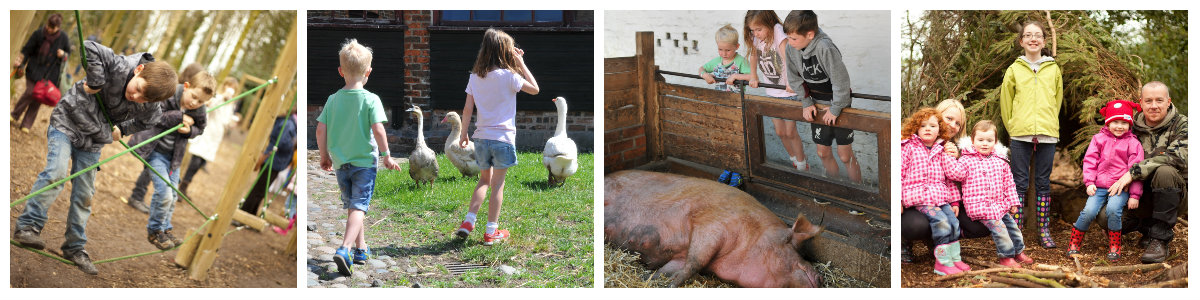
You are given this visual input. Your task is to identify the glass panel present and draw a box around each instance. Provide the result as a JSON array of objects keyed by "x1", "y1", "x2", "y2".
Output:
[
  {"x1": 474, "y1": 10, "x2": 501, "y2": 21},
  {"x1": 505, "y1": 11, "x2": 533, "y2": 22},
  {"x1": 534, "y1": 10, "x2": 563, "y2": 22},
  {"x1": 761, "y1": 116, "x2": 880, "y2": 191},
  {"x1": 442, "y1": 10, "x2": 470, "y2": 21}
]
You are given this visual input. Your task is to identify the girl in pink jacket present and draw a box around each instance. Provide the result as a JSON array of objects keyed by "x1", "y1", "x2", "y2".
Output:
[
  {"x1": 956, "y1": 120, "x2": 1033, "y2": 268},
  {"x1": 900, "y1": 108, "x2": 968, "y2": 276},
  {"x1": 1068, "y1": 99, "x2": 1145, "y2": 261}
]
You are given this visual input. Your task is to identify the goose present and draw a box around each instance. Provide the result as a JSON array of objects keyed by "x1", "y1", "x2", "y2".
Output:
[
  {"x1": 543, "y1": 97, "x2": 579, "y2": 186},
  {"x1": 441, "y1": 111, "x2": 480, "y2": 177},
  {"x1": 405, "y1": 105, "x2": 439, "y2": 188}
]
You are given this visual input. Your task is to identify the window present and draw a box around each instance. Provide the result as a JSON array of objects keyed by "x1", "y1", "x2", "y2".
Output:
[{"x1": 435, "y1": 10, "x2": 590, "y2": 27}]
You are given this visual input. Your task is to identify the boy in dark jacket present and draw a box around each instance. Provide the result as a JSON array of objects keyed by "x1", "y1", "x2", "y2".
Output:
[
  {"x1": 12, "y1": 40, "x2": 177, "y2": 275},
  {"x1": 784, "y1": 10, "x2": 863, "y2": 184},
  {"x1": 128, "y1": 70, "x2": 214, "y2": 250}
]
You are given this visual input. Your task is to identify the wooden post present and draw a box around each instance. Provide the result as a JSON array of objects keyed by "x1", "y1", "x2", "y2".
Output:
[
  {"x1": 184, "y1": 16, "x2": 296, "y2": 280},
  {"x1": 174, "y1": 228, "x2": 200, "y2": 267},
  {"x1": 284, "y1": 223, "x2": 297, "y2": 257},
  {"x1": 262, "y1": 210, "x2": 289, "y2": 228},
  {"x1": 636, "y1": 32, "x2": 661, "y2": 160},
  {"x1": 233, "y1": 210, "x2": 270, "y2": 232}
]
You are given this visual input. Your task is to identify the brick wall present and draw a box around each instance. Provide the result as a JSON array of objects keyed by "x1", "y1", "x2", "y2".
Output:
[
  {"x1": 604, "y1": 125, "x2": 647, "y2": 173},
  {"x1": 403, "y1": 10, "x2": 431, "y2": 109}
]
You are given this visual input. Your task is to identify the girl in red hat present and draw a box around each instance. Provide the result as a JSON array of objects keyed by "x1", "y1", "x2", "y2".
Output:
[{"x1": 1067, "y1": 99, "x2": 1146, "y2": 261}]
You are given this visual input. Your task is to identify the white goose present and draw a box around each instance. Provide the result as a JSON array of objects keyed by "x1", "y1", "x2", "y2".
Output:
[
  {"x1": 543, "y1": 97, "x2": 578, "y2": 186},
  {"x1": 441, "y1": 111, "x2": 480, "y2": 177},
  {"x1": 406, "y1": 105, "x2": 439, "y2": 188}
]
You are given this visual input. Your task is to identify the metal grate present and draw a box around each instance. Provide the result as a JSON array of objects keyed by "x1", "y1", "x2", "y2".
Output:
[{"x1": 444, "y1": 262, "x2": 488, "y2": 275}]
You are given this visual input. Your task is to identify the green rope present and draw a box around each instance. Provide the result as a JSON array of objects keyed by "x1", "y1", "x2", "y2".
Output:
[
  {"x1": 10, "y1": 215, "x2": 218, "y2": 266},
  {"x1": 9, "y1": 241, "x2": 74, "y2": 265}
]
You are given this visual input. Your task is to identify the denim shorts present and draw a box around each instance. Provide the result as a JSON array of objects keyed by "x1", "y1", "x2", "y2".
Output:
[
  {"x1": 474, "y1": 138, "x2": 518, "y2": 169},
  {"x1": 336, "y1": 164, "x2": 377, "y2": 212}
]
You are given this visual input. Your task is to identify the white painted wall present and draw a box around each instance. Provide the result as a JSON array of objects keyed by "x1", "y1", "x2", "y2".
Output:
[
  {"x1": 605, "y1": 10, "x2": 891, "y2": 189},
  {"x1": 605, "y1": 10, "x2": 890, "y2": 110}
]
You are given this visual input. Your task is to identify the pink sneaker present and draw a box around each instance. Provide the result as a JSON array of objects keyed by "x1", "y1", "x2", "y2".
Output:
[
  {"x1": 1015, "y1": 252, "x2": 1034, "y2": 265},
  {"x1": 997, "y1": 257, "x2": 1022, "y2": 268},
  {"x1": 483, "y1": 229, "x2": 509, "y2": 246},
  {"x1": 455, "y1": 221, "x2": 474, "y2": 239}
]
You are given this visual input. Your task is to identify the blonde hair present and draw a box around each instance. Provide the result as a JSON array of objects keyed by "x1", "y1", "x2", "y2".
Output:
[
  {"x1": 339, "y1": 39, "x2": 373, "y2": 79},
  {"x1": 716, "y1": 24, "x2": 739, "y2": 45},
  {"x1": 471, "y1": 28, "x2": 526, "y2": 79},
  {"x1": 971, "y1": 120, "x2": 997, "y2": 138},
  {"x1": 935, "y1": 99, "x2": 967, "y2": 140},
  {"x1": 186, "y1": 70, "x2": 217, "y2": 102}
]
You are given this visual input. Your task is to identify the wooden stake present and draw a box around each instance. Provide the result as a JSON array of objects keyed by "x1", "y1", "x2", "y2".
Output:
[
  {"x1": 1137, "y1": 278, "x2": 1188, "y2": 288},
  {"x1": 233, "y1": 210, "x2": 270, "y2": 232},
  {"x1": 188, "y1": 249, "x2": 217, "y2": 281},
  {"x1": 185, "y1": 15, "x2": 297, "y2": 279},
  {"x1": 636, "y1": 31, "x2": 661, "y2": 161},
  {"x1": 174, "y1": 228, "x2": 201, "y2": 268}
]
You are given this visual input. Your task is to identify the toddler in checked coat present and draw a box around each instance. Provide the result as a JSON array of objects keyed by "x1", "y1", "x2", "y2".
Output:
[{"x1": 956, "y1": 120, "x2": 1033, "y2": 268}]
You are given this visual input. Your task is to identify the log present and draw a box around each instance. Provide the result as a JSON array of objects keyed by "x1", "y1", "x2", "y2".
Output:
[
  {"x1": 998, "y1": 272, "x2": 1066, "y2": 288},
  {"x1": 1033, "y1": 263, "x2": 1069, "y2": 272},
  {"x1": 986, "y1": 274, "x2": 1045, "y2": 288},
  {"x1": 1178, "y1": 217, "x2": 1187, "y2": 227},
  {"x1": 1154, "y1": 261, "x2": 1187, "y2": 281},
  {"x1": 233, "y1": 210, "x2": 270, "y2": 232},
  {"x1": 980, "y1": 283, "x2": 1011, "y2": 288},
  {"x1": 1137, "y1": 278, "x2": 1188, "y2": 288},
  {"x1": 963, "y1": 256, "x2": 1005, "y2": 269},
  {"x1": 1089, "y1": 263, "x2": 1168, "y2": 275}
]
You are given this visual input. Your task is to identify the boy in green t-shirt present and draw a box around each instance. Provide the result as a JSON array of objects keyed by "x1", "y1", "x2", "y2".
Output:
[
  {"x1": 315, "y1": 39, "x2": 400, "y2": 277},
  {"x1": 700, "y1": 24, "x2": 753, "y2": 93}
]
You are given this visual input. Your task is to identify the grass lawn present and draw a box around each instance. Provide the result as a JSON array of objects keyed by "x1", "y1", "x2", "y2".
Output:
[{"x1": 368, "y1": 152, "x2": 594, "y2": 288}]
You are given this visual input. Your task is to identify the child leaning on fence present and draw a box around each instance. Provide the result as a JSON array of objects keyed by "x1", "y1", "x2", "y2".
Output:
[
  {"x1": 316, "y1": 38, "x2": 401, "y2": 277},
  {"x1": 699, "y1": 24, "x2": 753, "y2": 93},
  {"x1": 128, "y1": 69, "x2": 214, "y2": 250},
  {"x1": 783, "y1": 10, "x2": 862, "y2": 183},
  {"x1": 13, "y1": 40, "x2": 177, "y2": 275}
]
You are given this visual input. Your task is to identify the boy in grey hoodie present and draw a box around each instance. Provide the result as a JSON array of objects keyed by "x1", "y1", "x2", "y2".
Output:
[
  {"x1": 12, "y1": 40, "x2": 177, "y2": 275},
  {"x1": 783, "y1": 10, "x2": 862, "y2": 183}
]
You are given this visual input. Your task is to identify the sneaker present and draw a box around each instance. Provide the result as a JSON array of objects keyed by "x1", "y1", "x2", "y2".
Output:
[
  {"x1": 333, "y1": 247, "x2": 353, "y2": 276},
  {"x1": 13, "y1": 227, "x2": 45, "y2": 250},
  {"x1": 718, "y1": 170, "x2": 732, "y2": 184},
  {"x1": 148, "y1": 230, "x2": 174, "y2": 250},
  {"x1": 483, "y1": 229, "x2": 509, "y2": 246},
  {"x1": 127, "y1": 199, "x2": 149, "y2": 214},
  {"x1": 997, "y1": 257, "x2": 1022, "y2": 268},
  {"x1": 163, "y1": 229, "x2": 184, "y2": 247},
  {"x1": 455, "y1": 221, "x2": 474, "y2": 239},
  {"x1": 353, "y1": 247, "x2": 372, "y2": 265},
  {"x1": 1015, "y1": 252, "x2": 1034, "y2": 265},
  {"x1": 728, "y1": 172, "x2": 743, "y2": 187},
  {"x1": 65, "y1": 249, "x2": 99, "y2": 275}
]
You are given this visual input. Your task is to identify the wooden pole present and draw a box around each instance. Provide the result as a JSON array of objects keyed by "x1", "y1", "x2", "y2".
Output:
[
  {"x1": 636, "y1": 31, "x2": 661, "y2": 160},
  {"x1": 173, "y1": 228, "x2": 200, "y2": 267},
  {"x1": 185, "y1": 15, "x2": 296, "y2": 280},
  {"x1": 233, "y1": 210, "x2": 270, "y2": 232}
]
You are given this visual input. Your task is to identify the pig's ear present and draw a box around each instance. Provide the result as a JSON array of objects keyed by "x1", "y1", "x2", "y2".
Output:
[{"x1": 791, "y1": 215, "x2": 823, "y2": 248}]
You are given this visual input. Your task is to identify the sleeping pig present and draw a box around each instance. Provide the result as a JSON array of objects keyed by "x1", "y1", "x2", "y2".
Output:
[{"x1": 604, "y1": 170, "x2": 823, "y2": 288}]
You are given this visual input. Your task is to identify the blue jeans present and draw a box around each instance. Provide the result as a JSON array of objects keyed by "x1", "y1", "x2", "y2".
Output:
[
  {"x1": 1074, "y1": 187, "x2": 1128, "y2": 231},
  {"x1": 981, "y1": 214, "x2": 1025, "y2": 258},
  {"x1": 474, "y1": 139, "x2": 518, "y2": 169},
  {"x1": 1009, "y1": 139, "x2": 1055, "y2": 198},
  {"x1": 915, "y1": 204, "x2": 960, "y2": 245},
  {"x1": 16, "y1": 127, "x2": 101, "y2": 252},
  {"x1": 337, "y1": 164, "x2": 377, "y2": 212},
  {"x1": 146, "y1": 151, "x2": 180, "y2": 233}
]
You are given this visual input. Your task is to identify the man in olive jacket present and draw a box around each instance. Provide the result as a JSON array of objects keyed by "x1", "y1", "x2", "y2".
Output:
[{"x1": 1111, "y1": 81, "x2": 1187, "y2": 263}]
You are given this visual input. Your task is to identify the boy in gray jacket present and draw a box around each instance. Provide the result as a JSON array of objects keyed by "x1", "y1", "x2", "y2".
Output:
[
  {"x1": 12, "y1": 40, "x2": 177, "y2": 275},
  {"x1": 784, "y1": 10, "x2": 862, "y2": 183}
]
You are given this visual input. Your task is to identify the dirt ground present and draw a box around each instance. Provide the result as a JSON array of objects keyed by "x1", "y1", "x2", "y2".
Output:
[
  {"x1": 9, "y1": 107, "x2": 296, "y2": 288},
  {"x1": 900, "y1": 154, "x2": 1188, "y2": 288}
]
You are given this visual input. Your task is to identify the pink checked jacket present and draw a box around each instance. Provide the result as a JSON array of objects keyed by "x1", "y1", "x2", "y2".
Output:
[
  {"x1": 956, "y1": 147, "x2": 1021, "y2": 221},
  {"x1": 901, "y1": 135, "x2": 966, "y2": 208},
  {"x1": 1082, "y1": 127, "x2": 1145, "y2": 199}
]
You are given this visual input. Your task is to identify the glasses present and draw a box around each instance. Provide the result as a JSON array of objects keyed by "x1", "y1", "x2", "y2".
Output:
[{"x1": 1022, "y1": 33, "x2": 1045, "y2": 40}]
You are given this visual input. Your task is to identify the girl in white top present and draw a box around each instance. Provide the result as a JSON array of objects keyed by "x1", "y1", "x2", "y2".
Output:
[
  {"x1": 745, "y1": 10, "x2": 808, "y2": 171},
  {"x1": 454, "y1": 28, "x2": 540, "y2": 245}
]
